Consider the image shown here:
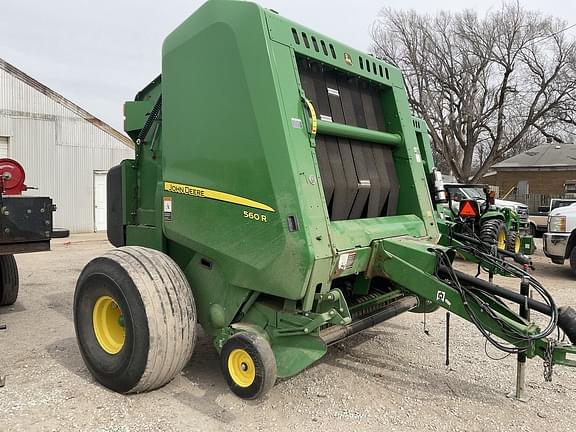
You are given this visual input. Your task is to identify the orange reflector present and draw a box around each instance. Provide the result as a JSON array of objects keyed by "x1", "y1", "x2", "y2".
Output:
[{"x1": 459, "y1": 200, "x2": 480, "y2": 218}]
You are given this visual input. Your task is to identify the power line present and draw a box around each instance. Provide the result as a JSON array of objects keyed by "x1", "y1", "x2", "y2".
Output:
[{"x1": 536, "y1": 22, "x2": 576, "y2": 43}]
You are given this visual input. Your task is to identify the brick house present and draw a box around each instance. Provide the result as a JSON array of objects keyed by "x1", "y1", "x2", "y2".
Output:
[{"x1": 485, "y1": 143, "x2": 576, "y2": 196}]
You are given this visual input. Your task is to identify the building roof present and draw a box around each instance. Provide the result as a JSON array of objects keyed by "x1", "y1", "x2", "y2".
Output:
[
  {"x1": 0, "y1": 58, "x2": 134, "y2": 149},
  {"x1": 492, "y1": 143, "x2": 576, "y2": 170}
]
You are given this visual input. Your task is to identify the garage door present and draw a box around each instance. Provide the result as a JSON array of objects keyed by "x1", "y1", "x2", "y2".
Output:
[{"x1": 0, "y1": 137, "x2": 8, "y2": 158}]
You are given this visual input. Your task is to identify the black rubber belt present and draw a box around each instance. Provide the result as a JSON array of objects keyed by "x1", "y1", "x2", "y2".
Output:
[
  {"x1": 296, "y1": 56, "x2": 401, "y2": 219},
  {"x1": 336, "y1": 74, "x2": 370, "y2": 219}
]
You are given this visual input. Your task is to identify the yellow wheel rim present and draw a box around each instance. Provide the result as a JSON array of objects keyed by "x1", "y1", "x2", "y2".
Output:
[
  {"x1": 92, "y1": 296, "x2": 125, "y2": 355},
  {"x1": 514, "y1": 236, "x2": 521, "y2": 254},
  {"x1": 227, "y1": 348, "x2": 256, "y2": 387},
  {"x1": 497, "y1": 230, "x2": 506, "y2": 250}
]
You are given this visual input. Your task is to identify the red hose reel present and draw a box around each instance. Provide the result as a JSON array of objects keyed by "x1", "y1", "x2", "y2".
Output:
[{"x1": 0, "y1": 158, "x2": 27, "y2": 195}]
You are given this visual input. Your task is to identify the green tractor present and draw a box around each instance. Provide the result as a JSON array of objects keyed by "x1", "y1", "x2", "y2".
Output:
[
  {"x1": 73, "y1": 0, "x2": 576, "y2": 400},
  {"x1": 439, "y1": 183, "x2": 528, "y2": 254}
]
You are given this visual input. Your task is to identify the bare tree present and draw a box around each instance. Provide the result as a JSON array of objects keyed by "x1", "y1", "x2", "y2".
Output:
[{"x1": 371, "y1": 2, "x2": 576, "y2": 182}]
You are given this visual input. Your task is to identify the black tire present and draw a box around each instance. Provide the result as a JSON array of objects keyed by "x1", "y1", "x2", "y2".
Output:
[
  {"x1": 506, "y1": 230, "x2": 521, "y2": 254},
  {"x1": 51, "y1": 228, "x2": 70, "y2": 239},
  {"x1": 528, "y1": 223, "x2": 537, "y2": 237},
  {"x1": 479, "y1": 219, "x2": 507, "y2": 250},
  {"x1": 570, "y1": 247, "x2": 576, "y2": 277},
  {"x1": 221, "y1": 332, "x2": 277, "y2": 399},
  {"x1": 74, "y1": 246, "x2": 196, "y2": 394},
  {"x1": 0, "y1": 255, "x2": 19, "y2": 306}
]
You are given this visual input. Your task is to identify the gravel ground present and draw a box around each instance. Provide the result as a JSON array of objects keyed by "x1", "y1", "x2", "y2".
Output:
[{"x1": 0, "y1": 235, "x2": 575, "y2": 431}]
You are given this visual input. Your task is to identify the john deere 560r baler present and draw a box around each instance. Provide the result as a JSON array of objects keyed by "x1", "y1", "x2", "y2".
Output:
[{"x1": 74, "y1": 0, "x2": 576, "y2": 399}]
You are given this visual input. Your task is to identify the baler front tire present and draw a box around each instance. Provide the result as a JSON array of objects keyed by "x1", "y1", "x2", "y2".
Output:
[
  {"x1": 479, "y1": 220, "x2": 507, "y2": 250},
  {"x1": 74, "y1": 246, "x2": 196, "y2": 394},
  {"x1": 0, "y1": 255, "x2": 19, "y2": 306},
  {"x1": 221, "y1": 332, "x2": 277, "y2": 399}
]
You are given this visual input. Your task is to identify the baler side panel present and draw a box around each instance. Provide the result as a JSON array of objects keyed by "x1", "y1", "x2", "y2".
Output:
[{"x1": 160, "y1": 2, "x2": 318, "y2": 303}]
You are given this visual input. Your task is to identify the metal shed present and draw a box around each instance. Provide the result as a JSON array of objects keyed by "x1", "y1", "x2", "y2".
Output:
[{"x1": 0, "y1": 58, "x2": 134, "y2": 233}]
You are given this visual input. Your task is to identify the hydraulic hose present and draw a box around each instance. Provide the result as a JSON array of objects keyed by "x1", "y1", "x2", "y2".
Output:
[{"x1": 437, "y1": 265, "x2": 552, "y2": 315}]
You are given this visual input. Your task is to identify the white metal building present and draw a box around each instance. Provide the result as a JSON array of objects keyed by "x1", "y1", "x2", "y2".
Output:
[{"x1": 0, "y1": 58, "x2": 134, "y2": 233}]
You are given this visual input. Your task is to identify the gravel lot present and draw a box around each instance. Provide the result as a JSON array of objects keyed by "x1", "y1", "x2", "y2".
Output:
[{"x1": 0, "y1": 235, "x2": 575, "y2": 431}]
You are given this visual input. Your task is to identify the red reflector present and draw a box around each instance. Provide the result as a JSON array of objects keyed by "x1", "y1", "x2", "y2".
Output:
[{"x1": 459, "y1": 200, "x2": 479, "y2": 218}]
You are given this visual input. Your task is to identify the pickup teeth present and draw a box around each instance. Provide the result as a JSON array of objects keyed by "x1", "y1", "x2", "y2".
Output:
[{"x1": 348, "y1": 289, "x2": 403, "y2": 320}]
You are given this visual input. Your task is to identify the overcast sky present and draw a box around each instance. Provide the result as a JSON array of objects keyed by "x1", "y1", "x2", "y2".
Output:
[{"x1": 1, "y1": 0, "x2": 574, "y2": 132}]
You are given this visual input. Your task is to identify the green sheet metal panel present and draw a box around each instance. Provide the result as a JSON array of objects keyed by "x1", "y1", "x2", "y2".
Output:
[{"x1": 161, "y1": 1, "x2": 318, "y2": 302}]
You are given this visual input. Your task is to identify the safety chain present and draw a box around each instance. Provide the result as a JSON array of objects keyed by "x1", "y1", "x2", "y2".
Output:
[{"x1": 543, "y1": 338, "x2": 557, "y2": 382}]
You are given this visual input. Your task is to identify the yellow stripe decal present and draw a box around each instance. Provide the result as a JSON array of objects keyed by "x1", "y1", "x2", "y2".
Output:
[{"x1": 164, "y1": 182, "x2": 275, "y2": 213}]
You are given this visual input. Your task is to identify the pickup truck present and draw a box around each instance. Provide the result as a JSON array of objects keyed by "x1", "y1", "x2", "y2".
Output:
[
  {"x1": 530, "y1": 199, "x2": 576, "y2": 237},
  {"x1": 543, "y1": 203, "x2": 576, "y2": 276}
]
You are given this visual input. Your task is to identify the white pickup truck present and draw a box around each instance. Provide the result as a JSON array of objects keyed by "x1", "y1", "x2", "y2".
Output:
[
  {"x1": 543, "y1": 203, "x2": 576, "y2": 276},
  {"x1": 530, "y1": 199, "x2": 576, "y2": 237}
]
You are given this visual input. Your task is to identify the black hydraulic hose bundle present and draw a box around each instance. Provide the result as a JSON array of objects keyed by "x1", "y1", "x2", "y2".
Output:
[
  {"x1": 440, "y1": 265, "x2": 552, "y2": 316},
  {"x1": 436, "y1": 227, "x2": 562, "y2": 354}
]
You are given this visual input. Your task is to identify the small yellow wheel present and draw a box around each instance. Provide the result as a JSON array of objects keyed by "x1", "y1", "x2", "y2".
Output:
[
  {"x1": 221, "y1": 332, "x2": 277, "y2": 399},
  {"x1": 228, "y1": 348, "x2": 256, "y2": 387},
  {"x1": 92, "y1": 296, "x2": 125, "y2": 354}
]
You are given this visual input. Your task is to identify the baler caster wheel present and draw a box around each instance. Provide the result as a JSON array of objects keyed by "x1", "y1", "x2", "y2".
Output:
[
  {"x1": 74, "y1": 246, "x2": 196, "y2": 394},
  {"x1": 0, "y1": 255, "x2": 19, "y2": 306},
  {"x1": 221, "y1": 332, "x2": 277, "y2": 399}
]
